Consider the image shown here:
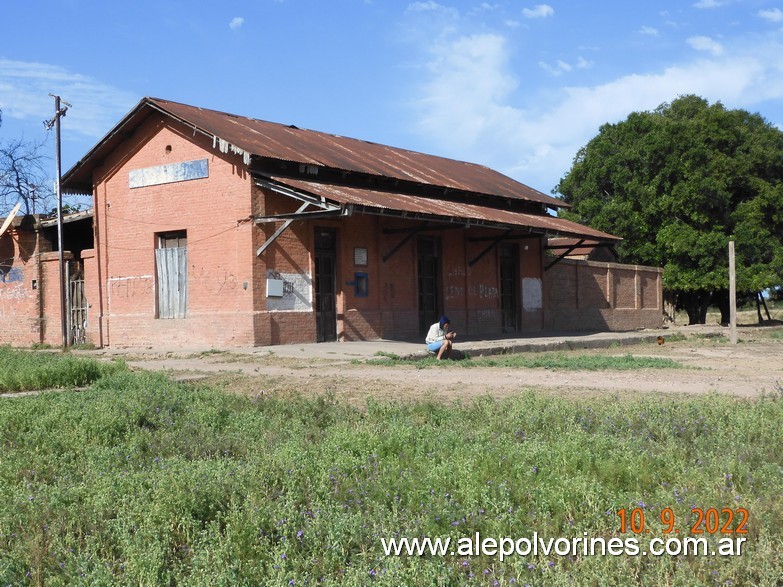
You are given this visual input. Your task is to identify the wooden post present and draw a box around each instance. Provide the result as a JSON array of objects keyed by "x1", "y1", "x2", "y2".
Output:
[{"x1": 729, "y1": 241, "x2": 737, "y2": 344}]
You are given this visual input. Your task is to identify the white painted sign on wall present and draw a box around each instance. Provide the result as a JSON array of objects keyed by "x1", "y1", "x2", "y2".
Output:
[
  {"x1": 523, "y1": 277, "x2": 543, "y2": 310},
  {"x1": 266, "y1": 271, "x2": 312, "y2": 311}
]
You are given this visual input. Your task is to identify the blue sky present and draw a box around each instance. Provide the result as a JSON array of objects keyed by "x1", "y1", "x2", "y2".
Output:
[{"x1": 2, "y1": 0, "x2": 783, "y2": 199}]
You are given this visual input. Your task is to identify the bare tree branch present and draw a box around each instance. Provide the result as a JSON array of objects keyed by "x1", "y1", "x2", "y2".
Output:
[{"x1": 0, "y1": 109, "x2": 55, "y2": 216}]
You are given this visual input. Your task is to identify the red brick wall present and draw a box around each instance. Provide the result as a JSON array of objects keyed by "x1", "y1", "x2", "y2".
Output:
[
  {"x1": 0, "y1": 223, "x2": 43, "y2": 346},
  {"x1": 90, "y1": 117, "x2": 257, "y2": 348},
  {"x1": 520, "y1": 238, "x2": 544, "y2": 332},
  {"x1": 544, "y1": 259, "x2": 663, "y2": 331},
  {"x1": 463, "y1": 228, "x2": 502, "y2": 335},
  {"x1": 376, "y1": 218, "x2": 419, "y2": 340},
  {"x1": 340, "y1": 215, "x2": 381, "y2": 341},
  {"x1": 253, "y1": 186, "x2": 318, "y2": 345},
  {"x1": 39, "y1": 251, "x2": 75, "y2": 347},
  {"x1": 81, "y1": 248, "x2": 101, "y2": 346}
]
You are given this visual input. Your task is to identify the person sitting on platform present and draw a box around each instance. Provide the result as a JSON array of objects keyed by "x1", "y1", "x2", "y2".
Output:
[{"x1": 425, "y1": 315, "x2": 457, "y2": 360}]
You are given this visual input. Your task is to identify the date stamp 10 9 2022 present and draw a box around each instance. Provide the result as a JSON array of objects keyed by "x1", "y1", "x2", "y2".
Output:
[{"x1": 617, "y1": 507, "x2": 749, "y2": 535}]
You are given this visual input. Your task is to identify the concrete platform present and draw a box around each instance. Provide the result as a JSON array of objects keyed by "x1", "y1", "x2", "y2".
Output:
[{"x1": 240, "y1": 324, "x2": 727, "y2": 362}]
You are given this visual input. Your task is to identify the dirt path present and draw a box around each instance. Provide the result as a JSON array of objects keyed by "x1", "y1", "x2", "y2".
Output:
[{"x1": 121, "y1": 329, "x2": 783, "y2": 404}]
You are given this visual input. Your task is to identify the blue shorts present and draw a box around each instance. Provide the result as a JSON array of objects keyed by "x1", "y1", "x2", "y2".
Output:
[{"x1": 426, "y1": 341, "x2": 444, "y2": 353}]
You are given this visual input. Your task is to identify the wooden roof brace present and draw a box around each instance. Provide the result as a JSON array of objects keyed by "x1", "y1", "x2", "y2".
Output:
[
  {"x1": 381, "y1": 225, "x2": 427, "y2": 263},
  {"x1": 468, "y1": 229, "x2": 513, "y2": 267},
  {"x1": 255, "y1": 204, "x2": 352, "y2": 256},
  {"x1": 256, "y1": 202, "x2": 309, "y2": 257},
  {"x1": 254, "y1": 176, "x2": 350, "y2": 256},
  {"x1": 544, "y1": 239, "x2": 585, "y2": 271}
]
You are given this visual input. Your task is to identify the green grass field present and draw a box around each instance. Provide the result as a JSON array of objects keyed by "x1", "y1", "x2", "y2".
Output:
[
  {"x1": 0, "y1": 346, "x2": 125, "y2": 393},
  {"x1": 0, "y1": 350, "x2": 781, "y2": 585}
]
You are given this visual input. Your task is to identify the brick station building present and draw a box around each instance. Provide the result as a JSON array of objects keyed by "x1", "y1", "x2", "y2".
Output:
[{"x1": 0, "y1": 97, "x2": 663, "y2": 348}]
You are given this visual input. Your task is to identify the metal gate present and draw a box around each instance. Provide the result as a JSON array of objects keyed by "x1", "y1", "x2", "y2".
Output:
[{"x1": 67, "y1": 262, "x2": 88, "y2": 345}]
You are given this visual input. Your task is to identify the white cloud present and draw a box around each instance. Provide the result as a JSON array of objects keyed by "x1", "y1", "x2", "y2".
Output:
[
  {"x1": 522, "y1": 4, "x2": 554, "y2": 19},
  {"x1": 576, "y1": 57, "x2": 593, "y2": 69},
  {"x1": 758, "y1": 8, "x2": 783, "y2": 23},
  {"x1": 693, "y1": 0, "x2": 723, "y2": 8},
  {"x1": 539, "y1": 60, "x2": 572, "y2": 76},
  {"x1": 407, "y1": 1, "x2": 443, "y2": 11},
  {"x1": 639, "y1": 26, "x2": 659, "y2": 36},
  {"x1": 0, "y1": 59, "x2": 137, "y2": 140},
  {"x1": 408, "y1": 26, "x2": 783, "y2": 192},
  {"x1": 229, "y1": 16, "x2": 245, "y2": 30},
  {"x1": 412, "y1": 33, "x2": 518, "y2": 151},
  {"x1": 687, "y1": 35, "x2": 724, "y2": 56}
]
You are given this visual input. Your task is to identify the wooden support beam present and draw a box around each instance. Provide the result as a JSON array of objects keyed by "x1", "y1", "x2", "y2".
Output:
[
  {"x1": 256, "y1": 202, "x2": 309, "y2": 256},
  {"x1": 544, "y1": 240, "x2": 585, "y2": 271},
  {"x1": 254, "y1": 208, "x2": 345, "y2": 223},
  {"x1": 468, "y1": 229, "x2": 513, "y2": 267},
  {"x1": 382, "y1": 230, "x2": 418, "y2": 263},
  {"x1": 468, "y1": 233, "x2": 538, "y2": 243}
]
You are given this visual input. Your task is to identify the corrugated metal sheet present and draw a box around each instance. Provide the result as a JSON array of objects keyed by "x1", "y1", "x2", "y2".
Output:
[
  {"x1": 268, "y1": 178, "x2": 619, "y2": 242},
  {"x1": 145, "y1": 98, "x2": 563, "y2": 208}
]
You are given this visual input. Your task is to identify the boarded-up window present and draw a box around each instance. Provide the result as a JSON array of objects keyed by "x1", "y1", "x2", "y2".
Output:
[{"x1": 156, "y1": 232, "x2": 188, "y2": 319}]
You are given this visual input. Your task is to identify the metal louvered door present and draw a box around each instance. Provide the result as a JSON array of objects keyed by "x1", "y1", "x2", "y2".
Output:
[
  {"x1": 417, "y1": 237, "x2": 441, "y2": 335},
  {"x1": 314, "y1": 228, "x2": 337, "y2": 342},
  {"x1": 500, "y1": 244, "x2": 519, "y2": 333}
]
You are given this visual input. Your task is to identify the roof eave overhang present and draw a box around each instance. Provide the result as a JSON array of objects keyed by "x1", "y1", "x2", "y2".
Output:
[
  {"x1": 62, "y1": 97, "x2": 255, "y2": 195},
  {"x1": 254, "y1": 177, "x2": 619, "y2": 243}
]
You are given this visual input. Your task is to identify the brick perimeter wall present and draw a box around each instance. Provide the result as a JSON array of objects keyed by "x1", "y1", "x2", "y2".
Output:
[
  {"x1": 544, "y1": 258, "x2": 663, "y2": 331},
  {"x1": 0, "y1": 223, "x2": 44, "y2": 346}
]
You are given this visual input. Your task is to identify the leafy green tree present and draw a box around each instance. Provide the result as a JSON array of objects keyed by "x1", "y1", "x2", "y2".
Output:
[{"x1": 556, "y1": 95, "x2": 783, "y2": 324}]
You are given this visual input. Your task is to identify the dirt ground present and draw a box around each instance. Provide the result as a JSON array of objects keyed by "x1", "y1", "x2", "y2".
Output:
[{"x1": 117, "y1": 326, "x2": 783, "y2": 405}]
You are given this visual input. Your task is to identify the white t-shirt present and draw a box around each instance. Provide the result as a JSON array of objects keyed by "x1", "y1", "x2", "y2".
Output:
[{"x1": 425, "y1": 322, "x2": 447, "y2": 343}]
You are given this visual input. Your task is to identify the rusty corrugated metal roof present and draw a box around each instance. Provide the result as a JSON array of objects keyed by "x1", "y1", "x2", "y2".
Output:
[
  {"x1": 269, "y1": 178, "x2": 619, "y2": 241},
  {"x1": 143, "y1": 98, "x2": 564, "y2": 208}
]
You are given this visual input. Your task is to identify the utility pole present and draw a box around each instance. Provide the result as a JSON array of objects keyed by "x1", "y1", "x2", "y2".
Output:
[{"x1": 44, "y1": 95, "x2": 72, "y2": 347}]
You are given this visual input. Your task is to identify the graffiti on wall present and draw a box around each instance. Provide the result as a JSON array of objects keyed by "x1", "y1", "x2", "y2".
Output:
[
  {"x1": 445, "y1": 285, "x2": 465, "y2": 300},
  {"x1": 108, "y1": 276, "x2": 154, "y2": 300},
  {"x1": 0, "y1": 286, "x2": 28, "y2": 300},
  {"x1": 475, "y1": 308, "x2": 498, "y2": 323},
  {"x1": 266, "y1": 270, "x2": 312, "y2": 311},
  {"x1": 468, "y1": 284, "x2": 499, "y2": 300},
  {"x1": 192, "y1": 266, "x2": 238, "y2": 294},
  {"x1": 0, "y1": 267, "x2": 23, "y2": 283},
  {"x1": 446, "y1": 265, "x2": 466, "y2": 278}
]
